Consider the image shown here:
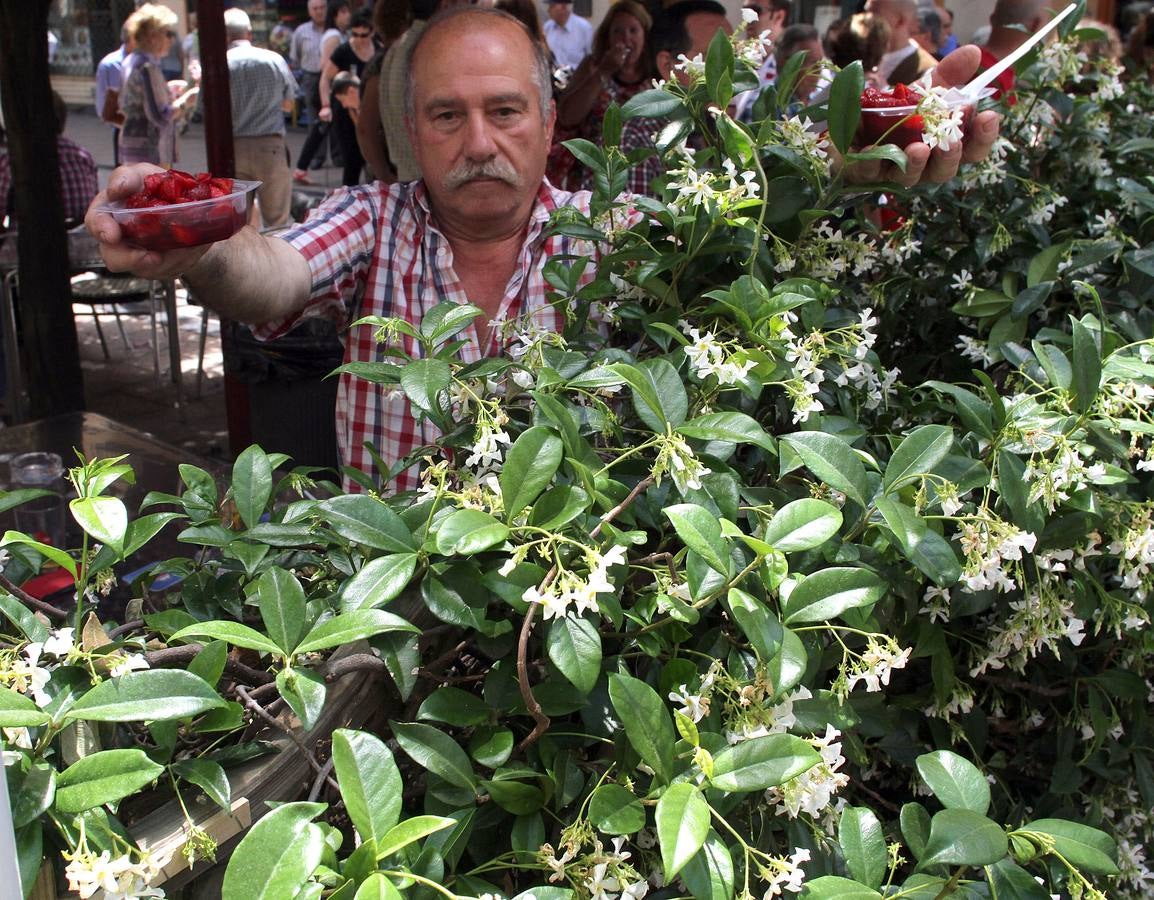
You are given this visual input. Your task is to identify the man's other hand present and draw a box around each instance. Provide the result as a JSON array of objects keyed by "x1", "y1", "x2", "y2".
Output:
[
  {"x1": 843, "y1": 45, "x2": 1001, "y2": 188},
  {"x1": 85, "y1": 164, "x2": 213, "y2": 279}
]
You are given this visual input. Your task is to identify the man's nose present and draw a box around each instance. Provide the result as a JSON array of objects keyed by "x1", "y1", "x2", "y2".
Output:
[{"x1": 462, "y1": 112, "x2": 497, "y2": 160}]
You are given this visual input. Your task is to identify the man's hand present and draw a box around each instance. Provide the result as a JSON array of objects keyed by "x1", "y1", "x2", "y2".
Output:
[
  {"x1": 85, "y1": 164, "x2": 213, "y2": 280},
  {"x1": 844, "y1": 45, "x2": 1001, "y2": 188}
]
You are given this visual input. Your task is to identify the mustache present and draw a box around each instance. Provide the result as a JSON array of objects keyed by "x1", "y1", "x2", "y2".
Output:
[{"x1": 442, "y1": 158, "x2": 520, "y2": 190}]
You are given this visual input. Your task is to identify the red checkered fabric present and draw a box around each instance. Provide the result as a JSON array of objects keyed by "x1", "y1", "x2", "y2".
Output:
[{"x1": 256, "y1": 179, "x2": 604, "y2": 494}]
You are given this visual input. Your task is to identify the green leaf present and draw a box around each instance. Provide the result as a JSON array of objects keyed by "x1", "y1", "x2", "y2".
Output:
[
  {"x1": 782, "y1": 567, "x2": 886, "y2": 624},
  {"x1": 69, "y1": 496, "x2": 128, "y2": 553},
  {"x1": 332, "y1": 729, "x2": 404, "y2": 844},
  {"x1": 15, "y1": 822, "x2": 43, "y2": 900},
  {"x1": 501, "y1": 426, "x2": 563, "y2": 520},
  {"x1": 172, "y1": 758, "x2": 231, "y2": 812},
  {"x1": 391, "y1": 721, "x2": 477, "y2": 790},
  {"x1": 621, "y1": 88, "x2": 684, "y2": 118},
  {"x1": 727, "y1": 589, "x2": 783, "y2": 662},
  {"x1": 610, "y1": 359, "x2": 688, "y2": 432},
  {"x1": 710, "y1": 733, "x2": 821, "y2": 792},
  {"x1": 483, "y1": 780, "x2": 545, "y2": 815},
  {"x1": 588, "y1": 783, "x2": 646, "y2": 835},
  {"x1": 276, "y1": 667, "x2": 327, "y2": 731},
  {"x1": 433, "y1": 508, "x2": 509, "y2": 556},
  {"x1": 418, "y1": 686, "x2": 490, "y2": 727},
  {"x1": 339, "y1": 553, "x2": 419, "y2": 613},
  {"x1": 664, "y1": 503, "x2": 730, "y2": 575},
  {"x1": 295, "y1": 609, "x2": 418, "y2": 654},
  {"x1": 920, "y1": 809, "x2": 1009, "y2": 868},
  {"x1": 1071, "y1": 319, "x2": 1101, "y2": 414},
  {"x1": 232, "y1": 445, "x2": 274, "y2": 529},
  {"x1": 608, "y1": 672, "x2": 675, "y2": 785},
  {"x1": 354, "y1": 873, "x2": 403, "y2": 900},
  {"x1": 1022, "y1": 819, "x2": 1118, "y2": 875},
  {"x1": 0, "y1": 593, "x2": 50, "y2": 642},
  {"x1": 681, "y1": 830, "x2": 735, "y2": 900},
  {"x1": 221, "y1": 802, "x2": 326, "y2": 900},
  {"x1": 802, "y1": 876, "x2": 882, "y2": 899},
  {"x1": 375, "y1": 814, "x2": 456, "y2": 859},
  {"x1": 985, "y1": 858, "x2": 1051, "y2": 899},
  {"x1": 170, "y1": 620, "x2": 285, "y2": 657},
  {"x1": 763, "y1": 498, "x2": 843, "y2": 552},
  {"x1": 916, "y1": 750, "x2": 991, "y2": 815},
  {"x1": 65, "y1": 670, "x2": 226, "y2": 723},
  {"x1": 257, "y1": 566, "x2": 308, "y2": 655},
  {"x1": 319, "y1": 495, "x2": 416, "y2": 552},
  {"x1": 421, "y1": 301, "x2": 483, "y2": 345},
  {"x1": 55, "y1": 749, "x2": 164, "y2": 813},
  {"x1": 10, "y1": 760, "x2": 56, "y2": 827},
  {"x1": 656, "y1": 782, "x2": 710, "y2": 881},
  {"x1": 839, "y1": 806, "x2": 887, "y2": 890},
  {"x1": 676, "y1": 412, "x2": 776, "y2": 452},
  {"x1": 782, "y1": 432, "x2": 870, "y2": 508},
  {"x1": 923, "y1": 382, "x2": 993, "y2": 440},
  {"x1": 0, "y1": 686, "x2": 51, "y2": 727},
  {"x1": 546, "y1": 615, "x2": 602, "y2": 695},
  {"x1": 874, "y1": 498, "x2": 962, "y2": 587},
  {"x1": 843, "y1": 144, "x2": 908, "y2": 171},
  {"x1": 901, "y1": 802, "x2": 932, "y2": 861},
  {"x1": 1027, "y1": 242, "x2": 1070, "y2": 288},
  {"x1": 827, "y1": 60, "x2": 864, "y2": 155},
  {"x1": 883, "y1": 425, "x2": 953, "y2": 494},
  {"x1": 768, "y1": 627, "x2": 808, "y2": 694},
  {"x1": 401, "y1": 358, "x2": 451, "y2": 415}
]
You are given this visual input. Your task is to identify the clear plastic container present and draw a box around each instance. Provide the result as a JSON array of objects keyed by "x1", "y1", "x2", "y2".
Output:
[
  {"x1": 96, "y1": 180, "x2": 261, "y2": 252},
  {"x1": 9, "y1": 451, "x2": 67, "y2": 548}
]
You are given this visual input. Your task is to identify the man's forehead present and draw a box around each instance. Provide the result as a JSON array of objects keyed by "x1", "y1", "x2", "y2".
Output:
[
  {"x1": 412, "y1": 18, "x2": 539, "y2": 97},
  {"x1": 686, "y1": 11, "x2": 732, "y2": 54}
]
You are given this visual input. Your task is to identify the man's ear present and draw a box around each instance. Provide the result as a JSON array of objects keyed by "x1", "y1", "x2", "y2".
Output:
[
  {"x1": 771, "y1": 10, "x2": 787, "y2": 35},
  {"x1": 544, "y1": 97, "x2": 556, "y2": 146}
]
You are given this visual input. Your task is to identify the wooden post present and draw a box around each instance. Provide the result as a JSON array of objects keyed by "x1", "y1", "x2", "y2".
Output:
[
  {"x1": 196, "y1": 0, "x2": 253, "y2": 452},
  {"x1": 0, "y1": 0, "x2": 86, "y2": 419}
]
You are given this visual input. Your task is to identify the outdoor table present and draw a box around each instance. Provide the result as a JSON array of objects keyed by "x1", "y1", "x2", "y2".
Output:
[{"x1": 0, "y1": 228, "x2": 183, "y2": 423}]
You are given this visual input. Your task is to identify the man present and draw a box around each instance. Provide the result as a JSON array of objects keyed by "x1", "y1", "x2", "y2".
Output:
[
  {"x1": 290, "y1": 0, "x2": 330, "y2": 182},
  {"x1": 912, "y1": 5, "x2": 942, "y2": 56},
  {"x1": 865, "y1": 0, "x2": 939, "y2": 85},
  {"x1": 543, "y1": 0, "x2": 593, "y2": 72},
  {"x1": 980, "y1": 0, "x2": 1049, "y2": 97},
  {"x1": 85, "y1": 8, "x2": 1000, "y2": 490},
  {"x1": 937, "y1": 7, "x2": 958, "y2": 58},
  {"x1": 1, "y1": 92, "x2": 97, "y2": 228},
  {"x1": 225, "y1": 8, "x2": 298, "y2": 228},
  {"x1": 734, "y1": 0, "x2": 791, "y2": 121},
  {"x1": 95, "y1": 18, "x2": 135, "y2": 167},
  {"x1": 774, "y1": 23, "x2": 826, "y2": 104}
]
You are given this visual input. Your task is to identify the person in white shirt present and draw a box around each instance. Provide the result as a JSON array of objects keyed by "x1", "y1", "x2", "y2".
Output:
[{"x1": 543, "y1": 0, "x2": 593, "y2": 71}]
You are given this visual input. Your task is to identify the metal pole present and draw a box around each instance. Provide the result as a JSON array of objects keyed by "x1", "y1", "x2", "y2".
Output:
[{"x1": 0, "y1": 735, "x2": 22, "y2": 896}]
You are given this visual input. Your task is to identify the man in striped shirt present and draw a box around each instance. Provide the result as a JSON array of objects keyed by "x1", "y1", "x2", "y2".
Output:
[{"x1": 87, "y1": 7, "x2": 603, "y2": 493}]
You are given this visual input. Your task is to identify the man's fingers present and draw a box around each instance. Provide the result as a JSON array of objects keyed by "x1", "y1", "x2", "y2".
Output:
[
  {"x1": 930, "y1": 45, "x2": 981, "y2": 88},
  {"x1": 923, "y1": 142, "x2": 964, "y2": 183},
  {"x1": 962, "y1": 110, "x2": 1001, "y2": 163},
  {"x1": 893, "y1": 144, "x2": 930, "y2": 188}
]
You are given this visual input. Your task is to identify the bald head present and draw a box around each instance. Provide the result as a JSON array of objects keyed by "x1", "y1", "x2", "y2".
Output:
[
  {"x1": 991, "y1": 0, "x2": 1047, "y2": 28},
  {"x1": 864, "y1": 0, "x2": 918, "y2": 46},
  {"x1": 405, "y1": 7, "x2": 552, "y2": 121}
]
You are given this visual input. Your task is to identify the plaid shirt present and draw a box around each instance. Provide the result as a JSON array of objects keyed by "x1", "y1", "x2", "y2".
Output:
[
  {"x1": 0, "y1": 137, "x2": 97, "y2": 226},
  {"x1": 256, "y1": 180, "x2": 602, "y2": 493}
]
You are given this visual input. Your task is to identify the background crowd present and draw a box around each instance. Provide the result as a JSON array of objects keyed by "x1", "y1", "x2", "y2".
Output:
[{"x1": 5, "y1": 0, "x2": 1154, "y2": 234}]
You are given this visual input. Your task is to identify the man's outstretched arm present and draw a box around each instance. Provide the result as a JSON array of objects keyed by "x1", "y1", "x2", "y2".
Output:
[{"x1": 85, "y1": 163, "x2": 312, "y2": 325}]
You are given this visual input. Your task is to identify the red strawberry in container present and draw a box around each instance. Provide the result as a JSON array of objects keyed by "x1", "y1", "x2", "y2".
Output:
[
  {"x1": 858, "y1": 83, "x2": 995, "y2": 151},
  {"x1": 96, "y1": 169, "x2": 259, "y2": 252}
]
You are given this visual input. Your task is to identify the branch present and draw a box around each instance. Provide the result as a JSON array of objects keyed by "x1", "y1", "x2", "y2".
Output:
[
  {"x1": 517, "y1": 475, "x2": 657, "y2": 753},
  {"x1": 0, "y1": 573, "x2": 69, "y2": 621},
  {"x1": 319, "y1": 652, "x2": 387, "y2": 683},
  {"x1": 144, "y1": 644, "x2": 275, "y2": 686},
  {"x1": 236, "y1": 684, "x2": 338, "y2": 793}
]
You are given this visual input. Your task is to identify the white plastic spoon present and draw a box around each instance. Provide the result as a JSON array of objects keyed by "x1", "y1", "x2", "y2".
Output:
[{"x1": 958, "y1": 2, "x2": 1079, "y2": 101}]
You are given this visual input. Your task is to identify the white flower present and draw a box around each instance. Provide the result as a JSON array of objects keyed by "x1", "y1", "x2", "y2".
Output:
[
  {"x1": 541, "y1": 843, "x2": 575, "y2": 883},
  {"x1": 1065, "y1": 617, "x2": 1087, "y2": 646},
  {"x1": 846, "y1": 640, "x2": 912, "y2": 693},
  {"x1": 585, "y1": 862, "x2": 622, "y2": 900},
  {"x1": 110, "y1": 652, "x2": 150, "y2": 678},
  {"x1": 41, "y1": 627, "x2": 75, "y2": 658},
  {"x1": 621, "y1": 880, "x2": 649, "y2": 899},
  {"x1": 740, "y1": 6, "x2": 760, "y2": 25},
  {"x1": 950, "y1": 269, "x2": 974, "y2": 293},
  {"x1": 956, "y1": 335, "x2": 993, "y2": 366},
  {"x1": 669, "y1": 684, "x2": 710, "y2": 722}
]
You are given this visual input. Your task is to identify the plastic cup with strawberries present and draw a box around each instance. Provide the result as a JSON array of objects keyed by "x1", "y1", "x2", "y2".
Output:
[
  {"x1": 858, "y1": 84, "x2": 995, "y2": 150},
  {"x1": 96, "y1": 171, "x2": 260, "y2": 252}
]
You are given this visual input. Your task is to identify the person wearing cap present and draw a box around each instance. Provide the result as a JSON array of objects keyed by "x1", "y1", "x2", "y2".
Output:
[{"x1": 543, "y1": 0, "x2": 593, "y2": 71}]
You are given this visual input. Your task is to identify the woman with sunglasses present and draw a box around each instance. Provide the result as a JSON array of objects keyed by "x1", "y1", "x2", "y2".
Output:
[
  {"x1": 118, "y1": 3, "x2": 199, "y2": 167},
  {"x1": 320, "y1": 9, "x2": 379, "y2": 185}
]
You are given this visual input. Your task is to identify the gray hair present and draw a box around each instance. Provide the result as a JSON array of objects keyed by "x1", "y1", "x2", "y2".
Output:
[
  {"x1": 224, "y1": 8, "x2": 252, "y2": 40},
  {"x1": 404, "y1": 7, "x2": 553, "y2": 124},
  {"x1": 916, "y1": 6, "x2": 941, "y2": 44}
]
